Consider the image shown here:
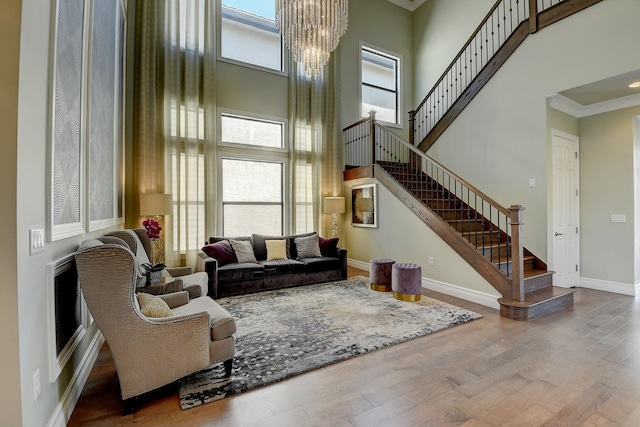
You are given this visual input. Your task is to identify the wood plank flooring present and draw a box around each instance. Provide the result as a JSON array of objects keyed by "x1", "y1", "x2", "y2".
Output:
[{"x1": 68, "y1": 266, "x2": 640, "y2": 426}]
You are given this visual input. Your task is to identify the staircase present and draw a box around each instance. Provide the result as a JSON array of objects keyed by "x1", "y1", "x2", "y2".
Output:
[{"x1": 344, "y1": 118, "x2": 574, "y2": 320}]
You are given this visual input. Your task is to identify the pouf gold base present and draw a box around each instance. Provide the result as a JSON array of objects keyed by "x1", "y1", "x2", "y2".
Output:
[
  {"x1": 371, "y1": 283, "x2": 390, "y2": 292},
  {"x1": 393, "y1": 291, "x2": 421, "y2": 302}
]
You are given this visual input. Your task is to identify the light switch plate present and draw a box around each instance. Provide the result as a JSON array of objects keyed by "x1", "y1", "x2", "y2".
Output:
[
  {"x1": 529, "y1": 178, "x2": 536, "y2": 188},
  {"x1": 29, "y1": 228, "x2": 45, "y2": 255}
]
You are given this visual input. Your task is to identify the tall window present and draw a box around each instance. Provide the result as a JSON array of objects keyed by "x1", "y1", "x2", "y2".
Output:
[
  {"x1": 219, "y1": 0, "x2": 284, "y2": 73},
  {"x1": 218, "y1": 112, "x2": 288, "y2": 236},
  {"x1": 361, "y1": 44, "x2": 401, "y2": 126}
]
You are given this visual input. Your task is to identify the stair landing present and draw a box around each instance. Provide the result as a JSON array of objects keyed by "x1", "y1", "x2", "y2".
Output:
[{"x1": 498, "y1": 287, "x2": 575, "y2": 320}]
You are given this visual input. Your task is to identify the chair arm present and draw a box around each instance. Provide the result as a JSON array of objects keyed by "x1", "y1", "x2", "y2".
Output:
[
  {"x1": 197, "y1": 251, "x2": 219, "y2": 298},
  {"x1": 166, "y1": 266, "x2": 193, "y2": 276},
  {"x1": 158, "y1": 290, "x2": 189, "y2": 308}
]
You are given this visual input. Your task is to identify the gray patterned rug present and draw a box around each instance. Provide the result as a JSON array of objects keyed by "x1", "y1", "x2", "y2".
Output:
[{"x1": 178, "y1": 276, "x2": 482, "y2": 410}]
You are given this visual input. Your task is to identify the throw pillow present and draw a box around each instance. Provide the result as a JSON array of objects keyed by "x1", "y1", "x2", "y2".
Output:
[
  {"x1": 252, "y1": 234, "x2": 286, "y2": 261},
  {"x1": 265, "y1": 239, "x2": 287, "y2": 261},
  {"x1": 229, "y1": 239, "x2": 258, "y2": 263},
  {"x1": 202, "y1": 240, "x2": 237, "y2": 266},
  {"x1": 136, "y1": 292, "x2": 174, "y2": 318},
  {"x1": 286, "y1": 231, "x2": 317, "y2": 259},
  {"x1": 319, "y1": 237, "x2": 339, "y2": 257},
  {"x1": 295, "y1": 234, "x2": 322, "y2": 259}
]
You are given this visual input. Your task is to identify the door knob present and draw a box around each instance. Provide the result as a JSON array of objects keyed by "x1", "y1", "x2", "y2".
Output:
[{"x1": 555, "y1": 232, "x2": 563, "y2": 236}]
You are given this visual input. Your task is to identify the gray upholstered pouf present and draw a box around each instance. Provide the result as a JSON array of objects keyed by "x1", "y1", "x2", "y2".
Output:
[
  {"x1": 370, "y1": 258, "x2": 395, "y2": 292},
  {"x1": 392, "y1": 262, "x2": 422, "y2": 302}
]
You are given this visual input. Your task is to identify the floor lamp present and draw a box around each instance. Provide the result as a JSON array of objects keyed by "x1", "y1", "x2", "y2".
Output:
[
  {"x1": 140, "y1": 193, "x2": 172, "y2": 265},
  {"x1": 324, "y1": 197, "x2": 345, "y2": 238}
]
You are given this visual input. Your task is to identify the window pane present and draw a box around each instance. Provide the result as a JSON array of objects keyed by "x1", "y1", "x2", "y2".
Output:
[
  {"x1": 222, "y1": 159, "x2": 282, "y2": 203},
  {"x1": 221, "y1": 114, "x2": 283, "y2": 148},
  {"x1": 223, "y1": 204, "x2": 282, "y2": 236},
  {"x1": 220, "y1": 4, "x2": 282, "y2": 71},
  {"x1": 361, "y1": 47, "x2": 399, "y2": 124}
]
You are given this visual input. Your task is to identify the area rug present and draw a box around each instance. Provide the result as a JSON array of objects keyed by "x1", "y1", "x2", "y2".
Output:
[{"x1": 178, "y1": 276, "x2": 482, "y2": 409}]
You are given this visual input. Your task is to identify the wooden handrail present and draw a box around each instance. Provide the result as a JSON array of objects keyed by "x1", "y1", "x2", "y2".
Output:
[{"x1": 342, "y1": 117, "x2": 369, "y2": 133}]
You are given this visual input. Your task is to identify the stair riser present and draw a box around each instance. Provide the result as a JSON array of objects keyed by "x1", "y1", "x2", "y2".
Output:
[
  {"x1": 466, "y1": 233, "x2": 501, "y2": 246},
  {"x1": 450, "y1": 221, "x2": 486, "y2": 232},
  {"x1": 524, "y1": 274, "x2": 553, "y2": 293}
]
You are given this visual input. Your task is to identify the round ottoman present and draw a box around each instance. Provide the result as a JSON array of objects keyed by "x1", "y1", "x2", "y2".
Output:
[
  {"x1": 369, "y1": 258, "x2": 395, "y2": 292},
  {"x1": 392, "y1": 263, "x2": 422, "y2": 302}
]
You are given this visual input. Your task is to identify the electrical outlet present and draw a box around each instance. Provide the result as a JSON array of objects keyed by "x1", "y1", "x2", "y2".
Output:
[
  {"x1": 611, "y1": 214, "x2": 626, "y2": 223},
  {"x1": 29, "y1": 228, "x2": 45, "y2": 255},
  {"x1": 33, "y1": 369, "x2": 41, "y2": 401},
  {"x1": 428, "y1": 257, "x2": 434, "y2": 266}
]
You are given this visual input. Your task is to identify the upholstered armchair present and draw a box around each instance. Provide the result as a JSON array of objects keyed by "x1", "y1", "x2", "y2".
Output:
[
  {"x1": 75, "y1": 238, "x2": 235, "y2": 413},
  {"x1": 106, "y1": 229, "x2": 209, "y2": 298}
]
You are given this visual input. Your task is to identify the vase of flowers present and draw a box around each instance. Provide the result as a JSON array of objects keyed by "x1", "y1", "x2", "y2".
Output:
[{"x1": 143, "y1": 218, "x2": 162, "y2": 240}]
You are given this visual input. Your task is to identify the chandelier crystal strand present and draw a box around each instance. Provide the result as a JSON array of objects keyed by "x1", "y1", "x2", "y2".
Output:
[{"x1": 276, "y1": 0, "x2": 348, "y2": 77}]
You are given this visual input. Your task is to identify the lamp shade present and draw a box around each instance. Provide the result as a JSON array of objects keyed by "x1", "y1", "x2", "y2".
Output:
[
  {"x1": 140, "y1": 193, "x2": 172, "y2": 216},
  {"x1": 324, "y1": 196, "x2": 345, "y2": 214}
]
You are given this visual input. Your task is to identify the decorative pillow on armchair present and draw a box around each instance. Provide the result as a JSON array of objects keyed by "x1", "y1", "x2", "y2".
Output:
[
  {"x1": 229, "y1": 239, "x2": 258, "y2": 263},
  {"x1": 202, "y1": 240, "x2": 237, "y2": 266},
  {"x1": 294, "y1": 234, "x2": 322, "y2": 259}
]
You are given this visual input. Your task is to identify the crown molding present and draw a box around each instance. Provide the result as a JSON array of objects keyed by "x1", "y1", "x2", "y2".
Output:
[
  {"x1": 386, "y1": 0, "x2": 428, "y2": 12},
  {"x1": 547, "y1": 92, "x2": 640, "y2": 118}
]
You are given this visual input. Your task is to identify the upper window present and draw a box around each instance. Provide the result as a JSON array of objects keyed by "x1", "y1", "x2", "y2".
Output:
[
  {"x1": 219, "y1": 1, "x2": 284, "y2": 73},
  {"x1": 361, "y1": 45, "x2": 401, "y2": 126},
  {"x1": 220, "y1": 112, "x2": 285, "y2": 149}
]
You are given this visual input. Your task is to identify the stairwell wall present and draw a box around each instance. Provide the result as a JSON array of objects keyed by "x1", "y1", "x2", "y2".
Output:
[{"x1": 410, "y1": 0, "x2": 640, "y2": 281}]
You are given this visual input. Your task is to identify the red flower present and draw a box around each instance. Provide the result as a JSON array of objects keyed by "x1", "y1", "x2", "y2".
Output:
[{"x1": 142, "y1": 218, "x2": 162, "y2": 239}]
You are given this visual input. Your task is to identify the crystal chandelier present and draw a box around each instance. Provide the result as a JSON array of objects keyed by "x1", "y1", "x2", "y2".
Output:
[{"x1": 276, "y1": 0, "x2": 348, "y2": 77}]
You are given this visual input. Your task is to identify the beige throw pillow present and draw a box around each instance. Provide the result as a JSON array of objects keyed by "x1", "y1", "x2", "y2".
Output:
[
  {"x1": 137, "y1": 292, "x2": 174, "y2": 318},
  {"x1": 266, "y1": 239, "x2": 287, "y2": 261}
]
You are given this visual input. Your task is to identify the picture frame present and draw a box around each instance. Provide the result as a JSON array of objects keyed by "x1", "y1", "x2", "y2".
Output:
[{"x1": 351, "y1": 184, "x2": 377, "y2": 228}]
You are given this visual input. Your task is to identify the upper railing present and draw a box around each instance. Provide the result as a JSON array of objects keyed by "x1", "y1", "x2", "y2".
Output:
[
  {"x1": 409, "y1": 0, "x2": 572, "y2": 148},
  {"x1": 345, "y1": 112, "x2": 526, "y2": 300}
]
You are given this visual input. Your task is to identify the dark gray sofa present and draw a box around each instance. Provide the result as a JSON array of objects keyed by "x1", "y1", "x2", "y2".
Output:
[{"x1": 197, "y1": 233, "x2": 348, "y2": 298}]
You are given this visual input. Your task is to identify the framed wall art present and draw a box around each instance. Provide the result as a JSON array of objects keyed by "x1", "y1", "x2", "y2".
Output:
[{"x1": 351, "y1": 183, "x2": 377, "y2": 228}]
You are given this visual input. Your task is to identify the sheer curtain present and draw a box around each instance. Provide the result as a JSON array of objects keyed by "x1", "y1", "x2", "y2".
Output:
[
  {"x1": 133, "y1": 0, "x2": 216, "y2": 267},
  {"x1": 289, "y1": 52, "x2": 342, "y2": 237}
]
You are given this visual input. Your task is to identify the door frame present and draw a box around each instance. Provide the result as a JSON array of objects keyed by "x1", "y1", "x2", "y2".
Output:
[{"x1": 550, "y1": 128, "x2": 580, "y2": 288}]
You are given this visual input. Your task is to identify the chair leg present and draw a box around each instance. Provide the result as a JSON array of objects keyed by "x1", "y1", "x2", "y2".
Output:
[
  {"x1": 223, "y1": 358, "x2": 233, "y2": 377},
  {"x1": 123, "y1": 396, "x2": 138, "y2": 415}
]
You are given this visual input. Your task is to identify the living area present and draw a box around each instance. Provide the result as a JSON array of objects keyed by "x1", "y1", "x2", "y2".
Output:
[{"x1": 5, "y1": 0, "x2": 640, "y2": 426}]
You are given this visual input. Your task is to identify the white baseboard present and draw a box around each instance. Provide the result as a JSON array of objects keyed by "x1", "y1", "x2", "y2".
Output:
[
  {"x1": 46, "y1": 330, "x2": 104, "y2": 427},
  {"x1": 579, "y1": 277, "x2": 639, "y2": 297},
  {"x1": 348, "y1": 258, "x2": 500, "y2": 310}
]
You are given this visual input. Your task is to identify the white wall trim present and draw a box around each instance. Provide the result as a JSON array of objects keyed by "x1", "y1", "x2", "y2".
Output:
[
  {"x1": 547, "y1": 93, "x2": 640, "y2": 118},
  {"x1": 348, "y1": 258, "x2": 500, "y2": 309},
  {"x1": 579, "y1": 277, "x2": 639, "y2": 297},
  {"x1": 46, "y1": 330, "x2": 104, "y2": 427},
  {"x1": 386, "y1": 0, "x2": 428, "y2": 12}
]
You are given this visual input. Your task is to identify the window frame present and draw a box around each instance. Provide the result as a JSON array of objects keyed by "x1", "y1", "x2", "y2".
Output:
[
  {"x1": 216, "y1": 110, "x2": 290, "y2": 236},
  {"x1": 216, "y1": 0, "x2": 288, "y2": 76},
  {"x1": 359, "y1": 42, "x2": 403, "y2": 129}
]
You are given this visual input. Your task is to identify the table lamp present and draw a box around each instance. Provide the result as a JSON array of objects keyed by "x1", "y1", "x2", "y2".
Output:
[{"x1": 324, "y1": 196, "x2": 345, "y2": 238}]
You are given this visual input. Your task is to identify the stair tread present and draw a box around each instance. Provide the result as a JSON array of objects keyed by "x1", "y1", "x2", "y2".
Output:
[
  {"x1": 524, "y1": 269, "x2": 553, "y2": 279},
  {"x1": 498, "y1": 286, "x2": 575, "y2": 308}
]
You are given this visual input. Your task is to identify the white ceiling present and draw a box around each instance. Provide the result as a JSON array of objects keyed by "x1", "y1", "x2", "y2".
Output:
[
  {"x1": 549, "y1": 69, "x2": 640, "y2": 118},
  {"x1": 386, "y1": 0, "x2": 428, "y2": 12}
]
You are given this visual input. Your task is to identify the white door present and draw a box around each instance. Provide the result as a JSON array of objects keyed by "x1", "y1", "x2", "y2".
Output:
[{"x1": 552, "y1": 129, "x2": 580, "y2": 287}]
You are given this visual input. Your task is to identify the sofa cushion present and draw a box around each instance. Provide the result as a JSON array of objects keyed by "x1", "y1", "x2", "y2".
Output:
[
  {"x1": 217, "y1": 262, "x2": 264, "y2": 282},
  {"x1": 298, "y1": 256, "x2": 342, "y2": 273},
  {"x1": 259, "y1": 259, "x2": 305, "y2": 275},
  {"x1": 266, "y1": 239, "x2": 287, "y2": 261},
  {"x1": 170, "y1": 296, "x2": 236, "y2": 341},
  {"x1": 230, "y1": 239, "x2": 258, "y2": 263},
  {"x1": 137, "y1": 292, "x2": 174, "y2": 318},
  {"x1": 202, "y1": 240, "x2": 236, "y2": 266},
  {"x1": 252, "y1": 234, "x2": 286, "y2": 261},
  {"x1": 285, "y1": 232, "x2": 316, "y2": 259},
  {"x1": 319, "y1": 237, "x2": 339, "y2": 257},
  {"x1": 295, "y1": 234, "x2": 322, "y2": 259},
  {"x1": 208, "y1": 235, "x2": 251, "y2": 244}
]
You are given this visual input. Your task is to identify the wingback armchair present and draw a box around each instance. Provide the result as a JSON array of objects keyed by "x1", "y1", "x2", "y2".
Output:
[
  {"x1": 75, "y1": 237, "x2": 235, "y2": 413},
  {"x1": 106, "y1": 229, "x2": 209, "y2": 298}
]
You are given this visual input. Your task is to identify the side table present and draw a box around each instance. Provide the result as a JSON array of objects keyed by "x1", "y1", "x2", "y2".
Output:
[{"x1": 137, "y1": 276, "x2": 183, "y2": 296}]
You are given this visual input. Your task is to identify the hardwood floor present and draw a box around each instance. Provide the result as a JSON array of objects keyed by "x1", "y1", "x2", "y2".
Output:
[{"x1": 68, "y1": 266, "x2": 640, "y2": 426}]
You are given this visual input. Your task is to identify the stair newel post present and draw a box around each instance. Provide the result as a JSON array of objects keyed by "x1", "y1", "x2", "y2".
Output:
[
  {"x1": 509, "y1": 205, "x2": 525, "y2": 302},
  {"x1": 408, "y1": 110, "x2": 415, "y2": 147},
  {"x1": 369, "y1": 110, "x2": 376, "y2": 177}
]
